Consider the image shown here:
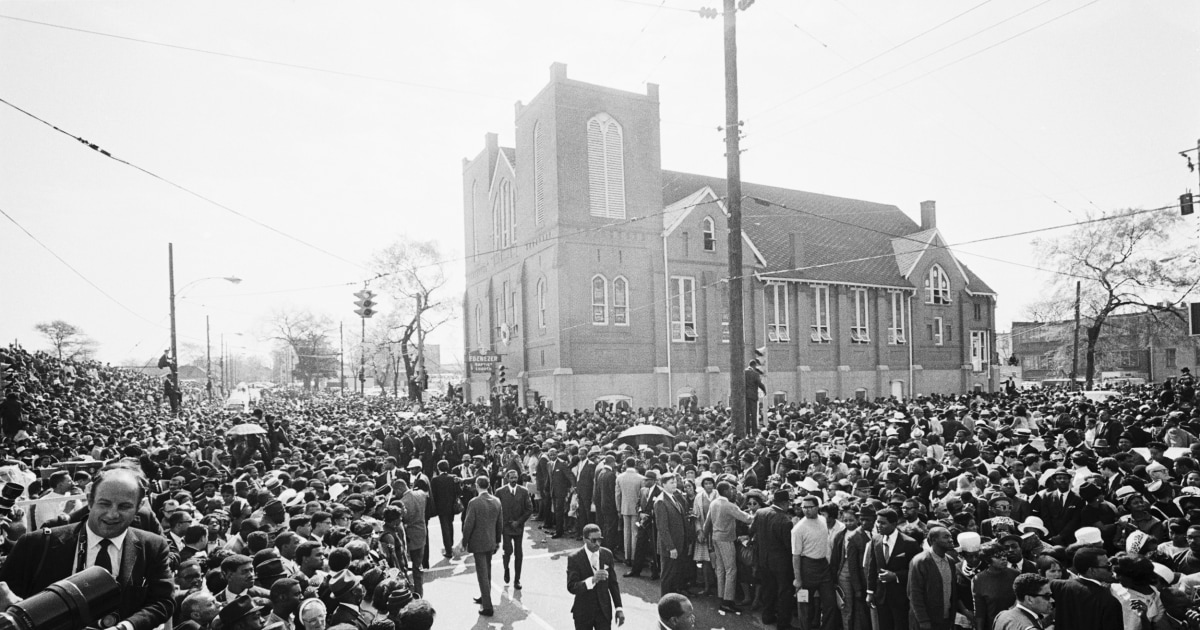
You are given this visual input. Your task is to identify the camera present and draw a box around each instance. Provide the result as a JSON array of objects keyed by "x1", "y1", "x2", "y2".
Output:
[{"x1": 0, "y1": 567, "x2": 120, "y2": 630}]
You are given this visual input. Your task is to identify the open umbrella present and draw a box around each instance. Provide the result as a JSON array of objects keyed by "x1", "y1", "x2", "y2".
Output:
[
  {"x1": 227, "y1": 423, "x2": 267, "y2": 436},
  {"x1": 616, "y1": 424, "x2": 675, "y2": 448}
]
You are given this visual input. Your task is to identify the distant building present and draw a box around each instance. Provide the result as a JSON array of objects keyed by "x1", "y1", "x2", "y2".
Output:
[
  {"x1": 461, "y1": 63, "x2": 998, "y2": 411},
  {"x1": 1011, "y1": 308, "x2": 1198, "y2": 384}
]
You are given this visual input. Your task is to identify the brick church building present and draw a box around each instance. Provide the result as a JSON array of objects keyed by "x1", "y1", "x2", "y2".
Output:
[{"x1": 462, "y1": 63, "x2": 998, "y2": 411}]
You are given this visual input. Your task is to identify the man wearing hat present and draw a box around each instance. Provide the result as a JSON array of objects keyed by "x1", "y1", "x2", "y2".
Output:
[
  {"x1": 217, "y1": 594, "x2": 268, "y2": 630},
  {"x1": 327, "y1": 570, "x2": 373, "y2": 630},
  {"x1": 1031, "y1": 468, "x2": 1083, "y2": 545}
]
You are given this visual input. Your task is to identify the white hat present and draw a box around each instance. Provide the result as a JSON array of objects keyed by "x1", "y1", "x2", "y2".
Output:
[
  {"x1": 956, "y1": 532, "x2": 982, "y2": 553},
  {"x1": 1018, "y1": 516, "x2": 1049, "y2": 538},
  {"x1": 1153, "y1": 562, "x2": 1178, "y2": 585},
  {"x1": 1126, "y1": 530, "x2": 1151, "y2": 554},
  {"x1": 1075, "y1": 527, "x2": 1103, "y2": 545},
  {"x1": 799, "y1": 477, "x2": 820, "y2": 493}
]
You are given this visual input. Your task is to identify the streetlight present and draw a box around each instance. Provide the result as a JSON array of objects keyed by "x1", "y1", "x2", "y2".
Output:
[{"x1": 168, "y1": 242, "x2": 242, "y2": 412}]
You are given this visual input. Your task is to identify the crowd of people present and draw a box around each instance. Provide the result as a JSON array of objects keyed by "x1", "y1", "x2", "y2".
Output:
[{"x1": 0, "y1": 340, "x2": 1198, "y2": 630}]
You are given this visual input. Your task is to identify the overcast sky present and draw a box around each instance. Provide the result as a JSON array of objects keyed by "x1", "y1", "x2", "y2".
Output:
[{"x1": 1, "y1": 0, "x2": 1197, "y2": 368}]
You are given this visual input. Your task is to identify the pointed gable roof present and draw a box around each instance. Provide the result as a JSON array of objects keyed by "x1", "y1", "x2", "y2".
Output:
[
  {"x1": 891, "y1": 229, "x2": 997, "y2": 296},
  {"x1": 663, "y1": 171, "x2": 918, "y2": 288}
]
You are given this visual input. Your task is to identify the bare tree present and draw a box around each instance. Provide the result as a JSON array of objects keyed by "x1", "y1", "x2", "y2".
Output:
[
  {"x1": 369, "y1": 237, "x2": 453, "y2": 401},
  {"x1": 34, "y1": 320, "x2": 97, "y2": 360},
  {"x1": 1034, "y1": 208, "x2": 1196, "y2": 387},
  {"x1": 264, "y1": 308, "x2": 337, "y2": 391}
]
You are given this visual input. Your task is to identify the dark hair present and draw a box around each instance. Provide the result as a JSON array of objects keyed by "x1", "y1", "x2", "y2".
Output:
[
  {"x1": 1072, "y1": 547, "x2": 1108, "y2": 574},
  {"x1": 1112, "y1": 552, "x2": 1155, "y2": 586},
  {"x1": 221, "y1": 554, "x2": 252, "y2": 574},
  {"x1": 658, "y1": 593, "x2": 690, "y2": 621},
  {"x1": 269, "y1": 578, "x2": 300, "y2": 602},
  {"x1": 818, "y1": 502, "x2": 838, "y2": 518},
  {"x1": 246, "y1": 531, "x2": 270, "y2": 554},
  {"x1": 979, "y1": 541, "x2": 1007, "y2": 563},
  {"x1": 183, "y1": 524, "x2": 207, "y2": 545},
  {"x1": 296, "y1": 541, "x2": 322, "y2": 563},
  {"x1": 876, "y1": 508, "x2": 900, "y2": 525},
  {"x1": 476, "y1": 476, "x2": 490, "y2": 491},
  {"x1": 396, "y1": 599, "x2": 436, "y2": 630},
  {"x1": 88, "y1": 465, "x2": 149, "y2": 505},
  {"x1": 328, "y1": 547, "x2": 352, "y2": 572},
  {"x1": 1012, "y1": 573, "x2": 1048, "y2": 600}
]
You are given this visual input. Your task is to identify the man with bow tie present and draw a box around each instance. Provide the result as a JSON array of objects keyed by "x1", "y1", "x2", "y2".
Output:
[{"x1": 567, "y1": 523, "x2": 625, "y2": 629}]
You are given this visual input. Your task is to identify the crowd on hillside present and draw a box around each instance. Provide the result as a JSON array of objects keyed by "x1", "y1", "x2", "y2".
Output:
[{"x1": 0, "y1": 340, "x2": 1199, "y2": 630}]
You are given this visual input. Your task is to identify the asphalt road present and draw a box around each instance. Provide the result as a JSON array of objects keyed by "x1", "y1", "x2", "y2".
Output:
[{"x1": 418, "y1": 514, "x2": 772, "y2": 629}]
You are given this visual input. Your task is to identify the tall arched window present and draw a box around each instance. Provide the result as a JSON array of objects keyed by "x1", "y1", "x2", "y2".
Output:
[
  {"x1": 591, "y1": 275, "x2": 609, "y2": 325},
  {"x1": 587, "y1": 113, "x2": 626, "y2": 219},
  {"x1": 702, "y1": 217, "x2": 716, "y2": 251},
  {"x1": 925, "y1": 264, "x2": 950, "y2": 304},
  {"x1": 534, "y1": 121, "x2": 546, "y2": 225},
  {"x1": 613, "y1": 276, "x2": 629, "y2": 325},
  {"x1": 474, "y1": 303, "x2": 483, "y2": 347},
  {"x1": 536, "y1": 278, "x2": 548, "y2": 329},
  {"x1": 496, "y1": 179, "x2": 516, "y2": 248}
]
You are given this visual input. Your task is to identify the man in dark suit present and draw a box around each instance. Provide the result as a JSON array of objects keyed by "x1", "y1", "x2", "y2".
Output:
[
  {"x1": 907, "y1": 527, "x2": 968, "y2": 630},
  {"x1": 653, "y1": 473, "x2": 688, "y2": 598},
  {"x1": 1030, "y1": 468, "x2": 1083, "y2": 545},
  {"x1": 830, "y1": 506, "x2": 870, "y2": 630},
  {"x1": 0, "y1": 467, "x2": 175, "y2": 630},
  {"x1": 992, "y1": 573, "x2": 1054, "y2": 630},
  {"x1": 461, "y1": 475, "x2": 503, "y2": 617},
  {"x1": 429, "y1": 459, "x2": 459, "y2": 558},
  {"x1": 536, "y1": 448, "x2": 553, "y2": 526},
  {"x1": 744, "y1": 360, "x2": 766, "y2": 433},
  {"x1": 1048, "y1": 547, "x2": 1123, "y2": 630},
  {"x1": 753, "y1": 489, "x2": 795, "y2": 628},
  {"x1": 575, "y1": 448, "x2": 599, "y2": 539},
  {"x1": 864, "y1": 507, "x2": 919, "y2": 630},
  {"x1": 496, "y1": 468, "x2": 534, "y2": 588},
  {"x1": 551, "y1": 451, "x2": 577, "y2": 538},
  {"x1": 567, "y1": 523, "x2": 625, "y2": 630},
  {"x1": 592, "y1": 455, "x2": 620, "y2": 558}
]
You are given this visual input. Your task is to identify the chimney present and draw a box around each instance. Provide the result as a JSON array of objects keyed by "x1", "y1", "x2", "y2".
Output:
[
  {"x1": 920, "y1": 200, "x2": 937, "y2": 230},
  {"x1": 550, "y1": 62, "x2": 567, "y2": 81}
]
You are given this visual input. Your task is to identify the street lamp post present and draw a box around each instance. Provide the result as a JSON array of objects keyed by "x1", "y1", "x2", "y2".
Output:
[{"x1": 167, "y1": 242, "x2": 242, "y2": 412}]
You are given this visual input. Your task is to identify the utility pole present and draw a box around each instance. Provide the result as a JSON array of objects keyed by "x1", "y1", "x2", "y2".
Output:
[
  {"x1": 168, "y1": 243, "x2": 179, "y2": 413},
  {"x1": 723, "y1": 0, "x2": 747, "y2": 438},
  {"x1": 340, "y1": 321, "x2": 345, "y2": 397},
  {"x1": 1071, "y1": 280, "x2": 1081, "y2": 388},
  {"x1": 206, "y1": 315, "x2": 211, "y2": 401}
]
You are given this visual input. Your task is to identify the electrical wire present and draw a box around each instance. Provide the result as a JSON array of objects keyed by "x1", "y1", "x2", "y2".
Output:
[
  {"x1": 0, "y1": 96, "x2": 367, "y2": 271},
  {"x1": 0, "y1": 205, "x2": 162, "y2": 328}
]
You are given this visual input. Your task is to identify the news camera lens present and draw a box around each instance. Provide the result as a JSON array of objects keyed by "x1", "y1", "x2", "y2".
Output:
[{"x1": 0, "y1": 567, "x2": 120, "y2": 630}]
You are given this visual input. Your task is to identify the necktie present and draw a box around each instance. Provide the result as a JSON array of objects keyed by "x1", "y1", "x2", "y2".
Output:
[
  {"x1": 95, "y1": 538, "x2": 113, "y2": 574},
  {"x1": 883, "y1": 540, "x2": 891, "y2": 563}
]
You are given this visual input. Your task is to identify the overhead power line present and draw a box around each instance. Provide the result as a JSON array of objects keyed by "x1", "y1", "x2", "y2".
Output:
[{"x1": 0, "y1": 96, "x2": 367, "y2": 271}]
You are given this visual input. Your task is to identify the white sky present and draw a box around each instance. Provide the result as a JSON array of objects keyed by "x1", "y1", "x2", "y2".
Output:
[{"x1": 1, "y1": 0, "x2": 1197, "y2": 368}]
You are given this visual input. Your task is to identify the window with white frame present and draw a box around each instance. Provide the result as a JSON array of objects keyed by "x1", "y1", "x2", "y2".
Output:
[
  {"x1": 536, "y1": 279, "x2": 547, "y2": 329},
  {"x1": 929, "y1": 316, "x2": 944, "y2": 346},
  {"x1": 851, "y1": 288, "x2": 870, "y2": 343},
  {"x1": 613, "y1": 277, "x2": 629, "y2": 325},
  {"x1": 586, "y1": 113, "x2": 626, "y2": 219},
  {"x1": 670, "y1": 276, "x2": 697, "y2": 342},
  {"x1": 591, "y1": 275, "x2": 608, "y2": 325},
  {"x1": 810, "y1": 285, "x2": 831, "y2": 343},
  {"x1": 970, "y1": 330, "x2": 990, "y2": 372},
  {"x1": 508, "y1": 288, "x2": 517, "y2": 329},
  {"x1": 766, "y1": 283, "x2": 790, "y2": 342},
  {"x1": 888, "y1": 291, "x2": 907, "y2": 344},
  {"x1": 925, "y1": 264, "x2": 950, "y2": 304},
  {"x1": 475, "y1": 303, "x2": 483, "y2": 346},
  {"x1": 702, "y1": 217, "x2": 716, "y2": 251},
  {"x1": 494, "y1": 294, "x2": 504, "y2": 337},
  {"x1": 533, "y1": 121, "x2": 546, "y2": 225}
]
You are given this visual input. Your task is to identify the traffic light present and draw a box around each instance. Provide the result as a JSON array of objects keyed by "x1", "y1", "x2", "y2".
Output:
[
  {"x1": 1182, "y1": 192, "x2": 1194, "y2": 216},
  {"x1": 353, "y1": 289, "x2": 377, "y2": 318},
  {"x1": 698, "y1": 6, "x2": 718, "y2": 18},
  {"x1": 498, "y1": 364, "x2": 507, "y2": 385}
]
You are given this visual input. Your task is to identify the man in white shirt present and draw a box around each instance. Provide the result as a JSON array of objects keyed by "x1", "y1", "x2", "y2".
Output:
[
  {"x1": 791, "y1": 496, "x2": 837, "y2": 630},
  {"x1": 34, "y1": 470, "x2": 76, "y2": 527},
  {"x1": 566, "y1": 523, "x2": 625, "y2": 629}
]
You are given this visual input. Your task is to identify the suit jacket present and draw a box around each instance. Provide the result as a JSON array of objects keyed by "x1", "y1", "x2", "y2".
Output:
[
  {"x1": 615, "y1": 470, "x2": 645, "y2": 516},
  {"x1": 576, "y1": 461, "x2": 597, "y2": 511},
  {"x1": 536, "y1": 456, "x2": 551, "y2": 493},
  {"x1": 461, "y1": 492, "x2": 503, "y2": 553},
  {"x1": 829, "y1": 527, "x2": 869, "y2": 592},
  {"x1": 991, "y1": 605, "x2": 1046, "y2": 630},
  {"x1": 328, "y1": 603, "x2": 374, "y2": 630},
  {"x1": 1048, "y1": 577, "x2": 1123, "y2": 630},
  {"x1": 653, "y1": 492, "x2": 687, "y2": 557},
  {"x1": 907, "y1": 550, "x2": 961, "y2": 629},
  {"x1": 1031, "y1": 489, "x2": 1083, "y2": 543},
  {"x1": 551, "y1": 458, "x2": 576, "y2": 499},
  {"x1": 593, "y1": 466, "x2": 618, "y2": 517},
  {"x1": 430, "y1": 472, "x2": 459, "y2": 516},
  {"x1": 0, "y1": 522, "x2": 175, "y2": 630},
  {"x1": 496, "y1": 483, "x2": 534, "y2": 536},
  {"x1": 752, "y1": 505, "x2": 793, "y2": 573},
  {"x1": 566, "y1": 546, "x2": 623, "y2": 623},
  {"x1": 864, "y1": 531, "x2": 920, "y2": 608}
]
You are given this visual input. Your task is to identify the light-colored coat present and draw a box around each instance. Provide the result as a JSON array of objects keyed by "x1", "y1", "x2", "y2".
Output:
[
  {"x1": 462, "y1": 491, "x2": 503, "y2": 554},
  {"x1": 615, "y1": 469, "x2": 645, "y2": 516}
]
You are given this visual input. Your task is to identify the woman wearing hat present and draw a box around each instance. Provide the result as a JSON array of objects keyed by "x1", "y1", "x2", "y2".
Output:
[{"x1": 972, "y1": 541, "x2": 1020, "y2": 630}]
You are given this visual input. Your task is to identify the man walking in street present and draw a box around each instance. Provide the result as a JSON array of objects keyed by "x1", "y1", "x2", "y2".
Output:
[
  {"x1": 566, "y1": 524, "x2": 625, "y2": 630},
  {"x1": 497, "y1": 468, "x2": 534, "y2": 589},
  {"x1": 461, "y1": 475, "x2": 503, "y2": 617},
  {"x1": 653, "y1": 473, "x2": 688, "y2": 597},
  {"x1": 551, "y1": 450, "x2": 577, "y2": 539},
  {"x1": 614, "y1": 457, "x2": 644, "y2": 564}
]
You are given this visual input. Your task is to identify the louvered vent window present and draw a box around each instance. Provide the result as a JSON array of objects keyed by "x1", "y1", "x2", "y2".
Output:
[
  {"x1": 534, "y1": 121, "x2": 546, "y2": 225},
  {"x1": 587, "y1": 113, "x2": 626, "y2": 219}
]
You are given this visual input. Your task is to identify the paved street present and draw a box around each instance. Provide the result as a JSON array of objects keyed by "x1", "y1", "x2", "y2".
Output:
[{"x1": 420, "y1": 515, "x2": 768, "y2": 630}]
